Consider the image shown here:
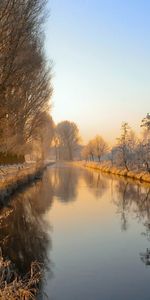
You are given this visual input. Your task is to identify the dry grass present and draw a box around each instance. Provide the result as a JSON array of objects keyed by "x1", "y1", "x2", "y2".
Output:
[
  {"x1": 74, "y1": 161, "x2": 150, "y2": 184},
  {"x1": 0, "y1": 252, "x2": 43, "y2": 300}
]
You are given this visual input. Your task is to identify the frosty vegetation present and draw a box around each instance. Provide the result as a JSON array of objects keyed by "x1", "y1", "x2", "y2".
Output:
[{"x1": 82, "y1": 113, "x2": 150, "y2": 173}]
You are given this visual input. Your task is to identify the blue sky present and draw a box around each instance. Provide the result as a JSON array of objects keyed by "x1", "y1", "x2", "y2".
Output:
[{"x1": 45, "y1": 0, "x2": 150, "y2": 143}]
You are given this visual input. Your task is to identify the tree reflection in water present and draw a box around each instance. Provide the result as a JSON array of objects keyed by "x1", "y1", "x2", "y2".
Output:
[
  {"x1": 110, "y1": 177, "x2": 150, "y2": 266},
  {"x1": 0, "y1": 171, "x2": 53, "y2": 278},
  {"x1": 83, "y1": 170, "x2": 108, "y2": 199},
  {"x1": 112, "y1": 179, "x2": 150, "y2": 233},
  {"x1": 48, "y1": 166, "x2": 108, "y2": 204},
  {"x1": 1, "y1": 164, "x2": 150, "y2": 294},
  {"x1": 114, "y1": 181, "x2": 132, "y2": 231},
  {"x1": 49, "y1": 167, "x2": 150, "y2": 270},
  {"x1": 0, "y1": 165, "x2": 110, "y2": 272},
  {"x1": 51, "y1": 166, "x2": 79, "y2": 202}
]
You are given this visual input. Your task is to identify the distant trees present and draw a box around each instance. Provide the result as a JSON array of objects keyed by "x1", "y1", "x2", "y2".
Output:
[
  {"x1": 54, "y1": 121, "x2": 80, "y2": 161},
  {"x1": 82, "y1": 135, "x2": 108, "y2": 161},
  {"x1": 82, "y1": 140, "x2": 95, "y2": 161},
  {"x1": 109, "y1": 116, "x2": 150, "y2": 173},
  {"x1": 82, "y1": 113, "x2": 150, "y2": 174},
  {"x1": 0, "y1": 0, "x2": 53, "y2": 162}
]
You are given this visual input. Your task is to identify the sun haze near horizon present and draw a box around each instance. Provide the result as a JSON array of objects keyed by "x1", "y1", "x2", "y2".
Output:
[{"x1": 45, "y1": 0, "x2": 150, "y2": 144}]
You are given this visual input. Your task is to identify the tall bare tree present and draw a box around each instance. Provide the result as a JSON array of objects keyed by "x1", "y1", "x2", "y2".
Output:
[
  {"x1": 93, "y1": 135, "x2": 108, "y2": 162},
  {"x1": 56, "y1": 121, "x2": 80, "y2": 161},
  {"x1": 140, "y1": 113, "x2": 150, "y2": 172},
  {"x1": 0, "y1": 0, "x2": 53, "y2": 161}
]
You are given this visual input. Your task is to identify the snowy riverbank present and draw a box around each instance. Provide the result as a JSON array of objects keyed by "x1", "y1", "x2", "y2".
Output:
[
  {"x1": 0, "y1": 162, "x2": 54, "y2": 202},
  {"x1": 75, "y1": 161, "x2": 150, "y2": 184}
]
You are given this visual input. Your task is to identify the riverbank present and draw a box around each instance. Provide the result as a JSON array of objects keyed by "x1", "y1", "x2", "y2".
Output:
[
  {"x1": 74, "y1": 161, "x2": 150, "y2": 184},
  {"x1": 0, "y1": 162, "x2": 55, "y2": 203}
]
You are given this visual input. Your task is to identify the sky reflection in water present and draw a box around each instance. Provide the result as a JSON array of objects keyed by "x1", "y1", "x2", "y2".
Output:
[{"x1": 1, "y1": 164, "x2": 150, "y2": 300}]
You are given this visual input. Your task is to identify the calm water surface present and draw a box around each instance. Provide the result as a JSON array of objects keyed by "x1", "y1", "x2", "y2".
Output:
[{"x1": 1, "y1": 164, "x2": 150, "y2": 300}]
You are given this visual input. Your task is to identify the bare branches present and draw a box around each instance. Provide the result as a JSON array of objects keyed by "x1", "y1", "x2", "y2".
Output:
[
  {"x1": 82, "y1": 136, "x2": 108, "y2": 162},
  {"x1": 82, "y1": 114, "x2": 150, "y2": 174},
  {"x1": 0, "y1": 0, "x2": 53, "y2": 161},
  {"x1": 55, "y1": 121, "x2": 80, "y2": 161}
]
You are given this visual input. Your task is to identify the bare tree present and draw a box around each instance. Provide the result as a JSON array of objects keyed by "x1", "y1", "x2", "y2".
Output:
[
  {"x1": 140, "y1": 113, "x2": 150, "y2": 172},
  {"x1": 55, "y1": 121, "x2": 80, "y2": 161},
  {"x1": 82, "y1": 140, "x2": 95, "y2": 161},
  {"x1": 82, "y1": 136, "x2": 108, "y2": 162},
  {"x1": 114, "y1": 123, "x2": 136, "y2": 171},
  {"x1": 82, "y1": 145, "x2": 90, "y2": 161},
  {"x1": 30, "y1": 112, "x2": 54, "y2": 161},
  {"x1": 0, "y1": 0, "x2": 53, "y2": 162},
  {"x1": 93, "y1": 135, "x2": 108, "y2": 162}
]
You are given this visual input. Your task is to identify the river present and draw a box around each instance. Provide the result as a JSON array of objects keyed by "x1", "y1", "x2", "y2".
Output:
[{"x1": 1, "y1": 163, "x2": 150, "y2": 300}]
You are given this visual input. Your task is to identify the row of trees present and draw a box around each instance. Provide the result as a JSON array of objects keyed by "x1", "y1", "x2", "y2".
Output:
[
  {"x1": 82, "y1": 113, "x2": 150, "y2": 173},
  {"x1": 0, "y1": 0, "x2": 54, "y2": 163}
]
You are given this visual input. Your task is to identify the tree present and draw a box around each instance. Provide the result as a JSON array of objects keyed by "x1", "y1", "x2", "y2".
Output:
[
  {"x1": 30, "y1": 112, "x2": 54, "y2": 161},
  {"x1": 82, "y1": 145, "x2": 90, "y2": 161},
  {"x1": 140, "y1": 113, "x2": 150, "y2": 172},
  {"x1": 0, "y1": 0, "x2": 53, "y2": 161},
  {"x1": 55, "y1": 121, "x2": 80, "y2": 161},
  {"x1": 93, "y1": 135, "x2": 108, "y2": 162},
  {"x1": 82, "y1": 136, "x2": 108, "y2": 162},
  {"x1": 115, "y1": 123, "x2": 136, "y2": 171},
  {"x1": 53, "y1": 133, "x2": 60, "y2": 161},
  {"x1": 82, "y1": 140, "x2": 95, "y2": 161}
]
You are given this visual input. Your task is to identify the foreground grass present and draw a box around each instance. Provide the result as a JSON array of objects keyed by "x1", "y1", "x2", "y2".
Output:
[{"x1": 0, "y1": 253, "x2": 42, "y2": 300}]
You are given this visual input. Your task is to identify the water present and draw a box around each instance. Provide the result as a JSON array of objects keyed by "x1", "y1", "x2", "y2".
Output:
[{"x1": 1, "y1": 164, "x2": 150, "y2": 300}]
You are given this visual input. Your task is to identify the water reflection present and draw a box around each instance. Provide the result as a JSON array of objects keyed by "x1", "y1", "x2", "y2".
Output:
[
  {"x1": 140, "y1": 248, "x2": 150, "y2": 266},
  {"x1": 81, "y1": 169, "x2": 150, "y2": 235},
  {"x1": 0, "y1": 172, "x2": 53, "y2": 276},
  {"x1": 111, "y1": 179, "x2": 150, "y2": 233},
  {"x1": 51, "y1": 167, "x2": 79, "y2": 202},
  {"x1": 83, "y1": 171, "x2": 108, "y2": 199},
  {"x1": 83, "y1": 170, "x2": 150, "y2": 237},
  {"x1": 1, "y1": 165, "x2": 150, "y2": 299}
]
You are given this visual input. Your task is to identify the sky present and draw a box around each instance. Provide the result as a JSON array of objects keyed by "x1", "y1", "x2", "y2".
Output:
[{"x1": 45, "y1": 0, "x2": 150, "y2": 144}]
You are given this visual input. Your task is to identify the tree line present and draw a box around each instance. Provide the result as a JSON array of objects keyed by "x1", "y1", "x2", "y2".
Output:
[
  {"x1": 48, "y1": 114, "x2": 150, "y2": 170},
  {"x1": 0, "y1": 0, "x2": 54, "y2": 163},
  {"x1": 82, "y1": 113, "x2": 150, "y2": 173},
  {"x1": 0, "y1": 1, "x2": 149, "y2": 168}
]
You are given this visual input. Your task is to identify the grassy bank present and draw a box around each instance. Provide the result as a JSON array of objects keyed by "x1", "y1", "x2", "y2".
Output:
[{"x1": 75, "y1": 161, "x2": 150, "y2": 184}]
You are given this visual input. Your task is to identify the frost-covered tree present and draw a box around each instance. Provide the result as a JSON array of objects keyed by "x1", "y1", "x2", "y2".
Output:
[
  {"x1": 140, "y1": 113, "x2": 150, "y2": 172},
  {"x1": 114, "y1": 123, "x2": 136, "y2": 171}
]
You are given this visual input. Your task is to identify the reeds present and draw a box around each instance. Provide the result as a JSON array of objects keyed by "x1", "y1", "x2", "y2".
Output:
[{"x1": 0, "y1": 252, "x2": 43, "y2": 300}]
